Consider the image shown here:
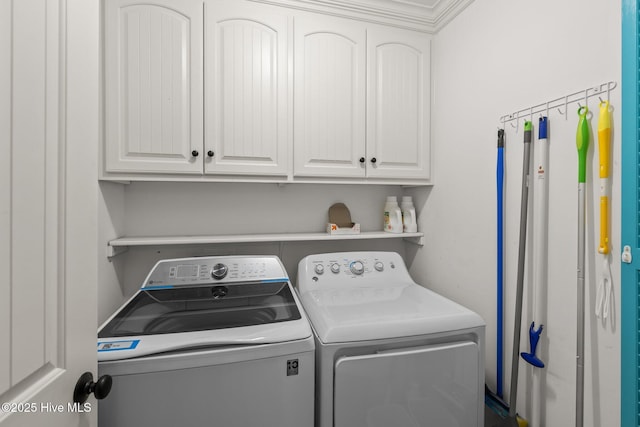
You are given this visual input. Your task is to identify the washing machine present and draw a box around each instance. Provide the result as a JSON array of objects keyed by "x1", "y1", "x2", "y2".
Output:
[
  {"x1": 296, "y1": 251, "x2": 485, "y2": 427},
  {"x1": 97, "y1": 255, "x2": 314, "y2": 427}
]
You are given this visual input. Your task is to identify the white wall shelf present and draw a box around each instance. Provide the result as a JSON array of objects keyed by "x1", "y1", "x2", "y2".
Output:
[{"x1": 107, "y1": 231, "x2": 424, "y2": 258}]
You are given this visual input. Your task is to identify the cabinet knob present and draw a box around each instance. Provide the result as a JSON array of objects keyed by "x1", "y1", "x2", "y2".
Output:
[
  {"x1": 207, "y1": 150, "x2": 215, "y2": 157},
  {"x1": 191, "y1": 150, "x2": 199, "y2": 157},
  {"x1": 359, "y1": 157, "x2": 365, "y2": 163},
  {"x1": 370, "y1": 157, "x2": 377, "y2": 164}
]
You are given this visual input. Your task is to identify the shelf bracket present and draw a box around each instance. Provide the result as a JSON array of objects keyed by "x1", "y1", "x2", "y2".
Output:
[
  {"x1": 403, "y1": 235, "x2": 424, "y2": 246},
  {"x1": 107, "y1": 244, "x2": 128, "y2": 259}
]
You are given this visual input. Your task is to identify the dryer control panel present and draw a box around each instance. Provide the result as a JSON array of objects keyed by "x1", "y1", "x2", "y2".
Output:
[
  {"x1": 143, "y1": 256, "x2": 288, "y2": 288},
  {"x1": 297, "y1": 251, "x2": 412, "y2": 291}
]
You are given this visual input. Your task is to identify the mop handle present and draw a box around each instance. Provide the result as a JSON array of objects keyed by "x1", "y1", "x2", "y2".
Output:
[
  {"x1": 496, "y1": 129, "x2": 505, "y2": 398},
  {"x1": 508, "y1": 120, "x2": 532, "y2": 418},
  {"x1": 576, "y1": 106, "x2": 589, "y2": 427},
  {"x1": 598, "y1": 101, "x2": 611, "y2": 254}
]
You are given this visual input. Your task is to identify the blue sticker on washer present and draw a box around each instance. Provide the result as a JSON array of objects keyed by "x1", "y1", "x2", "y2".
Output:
[
  {"x1": 142, "y1": 285, "x2": 174, "y2": 290},
  {"x1": 97, "y1": 340, "x2": 140, "y2": 352},
  {"x1": 261, "y1": 278, "x2": 288, "y2": 283}
]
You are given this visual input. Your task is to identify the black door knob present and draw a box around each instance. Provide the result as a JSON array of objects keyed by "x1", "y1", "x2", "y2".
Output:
[
  {"x1": 371, "y1": 157, "x2": 377, "y2": 163},
  {"x1": 73, "y1": 372, "x2": 112, "y2": 404},
  {"x1": 192, "y1": 150, "x2": 199, "y2": 157},
  {"x1": 359, "y1": 157, "x2": 365, "y2": 163},
  {"x1": 207, "y1": 150, "x2": 215, "y2": 157}
]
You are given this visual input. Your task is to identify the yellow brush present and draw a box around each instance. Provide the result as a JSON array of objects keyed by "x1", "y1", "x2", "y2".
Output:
[
  {"x1": 598, "y1": 101, "x2": 611, "y2": 255},
  {"x1": 595, "y1": 101, "x2": 613, "y2": 320}
]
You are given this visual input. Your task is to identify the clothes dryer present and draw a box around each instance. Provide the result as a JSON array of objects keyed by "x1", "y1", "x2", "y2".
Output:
[{"x1": 296, "y1": 251, "x2": 485, "y2": 427}]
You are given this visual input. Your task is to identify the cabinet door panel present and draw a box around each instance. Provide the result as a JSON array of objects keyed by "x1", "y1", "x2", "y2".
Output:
[
  {"x1": 367, "y1": 28, "x2": 430, "y2": 179},
  {"x1": 205, "y1": 1, "x2": 289, "y2": 175},
  {"x1": 294, "y1": 15, "x2": 366, "y2": 177},
  {"x1": 105, "y1": 0, "x2": 203, "y2": 174}
]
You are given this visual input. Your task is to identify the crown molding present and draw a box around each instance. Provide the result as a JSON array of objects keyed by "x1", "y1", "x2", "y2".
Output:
[{"x1": 250, "y1": 0, "x2": 474, "y2": 33}]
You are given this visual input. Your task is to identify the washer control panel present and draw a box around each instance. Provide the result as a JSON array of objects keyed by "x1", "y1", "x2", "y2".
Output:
[
  {"x1": 143, "y1": 256, "x2": 288, "y2": 288},
  {"x1": 298, "y1": 251, "x2": 409, "y2": 291}
]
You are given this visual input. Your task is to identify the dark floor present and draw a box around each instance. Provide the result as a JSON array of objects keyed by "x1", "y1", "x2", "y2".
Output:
[
  {"x1": 485, "y1": 405, "x2": 505, "y2": 427},
  {"x1": 485, "y1": 405, "x2": 526, "y2": 427}
]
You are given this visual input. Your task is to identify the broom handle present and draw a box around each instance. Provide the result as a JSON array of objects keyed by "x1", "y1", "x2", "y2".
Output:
[
  {"x1": 575, "y1": 106, "x2": 589, "y2": 427},
  {"x1": 497, "y1": 129, "x2": 505, "y2": 398},
  {"x1": 508, "y1": 121, "x2": 532, "y2": 418}
]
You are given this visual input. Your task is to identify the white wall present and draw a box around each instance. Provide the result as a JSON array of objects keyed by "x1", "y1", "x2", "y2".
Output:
[
  {"x1": 412, "y1": 1, "x2": 621, "y2": 426},
  {"x1": 98, "y1": 182, "x2": 126, "y2": 323},
  {"x1": 98, "y1": 182, "x2": 409, "y2": 322}
]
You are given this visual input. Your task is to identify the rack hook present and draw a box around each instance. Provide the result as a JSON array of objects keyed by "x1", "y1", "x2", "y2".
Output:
[{"x1": 584, "y1": 89, "x2": 589, "y2": 109}]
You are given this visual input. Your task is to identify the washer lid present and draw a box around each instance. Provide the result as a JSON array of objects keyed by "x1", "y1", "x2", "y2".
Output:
[
  {"x1": 98, "y1": 281, "x2": 312, "y2": 361},
  {"x1": 298, "y1": 281, "x2": 484, "y2": 344}
]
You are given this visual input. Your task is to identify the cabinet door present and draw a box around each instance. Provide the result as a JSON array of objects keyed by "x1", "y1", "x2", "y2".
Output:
[
  {"x1": 367, "y1": 27, "x2": 430, "y2": 180},
  {"x1": 205, "y1": 0, "x2": 289, "y2": 176},
  {"x1": 105, "y1": 0, "x2": 203, "y2": 174},
  {"x1": 294, "y1": 15, "x2": 366, "y2": 178}
]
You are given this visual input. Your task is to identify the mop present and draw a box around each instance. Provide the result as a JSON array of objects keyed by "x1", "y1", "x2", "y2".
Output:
[
  {"x1": 485, "y1": 129, "x2": 512, "y2": 424},
  {"x1": 497, "y1": 128, "x2": 506, "y2": 396},
  {"x1": 575, "y1": 106, "x2": 589, "y2": 427},
  {"x1": 502, "y1": 122, "x2": 533, "y2": 427},
  {"x1": 595, "y1": 101, "x2": 612, "y2": 320},
  {"x1": 521, "y1": 116, "x2": 548, "y2": 370}
]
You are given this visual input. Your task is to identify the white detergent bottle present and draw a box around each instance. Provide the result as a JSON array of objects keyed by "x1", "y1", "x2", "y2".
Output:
[
  {"x1": 400, "y1": 196, "x2": 418, "y2": 233},
  {"x1": 383, "y1": 196, "x2": 403, "y2": 233}
]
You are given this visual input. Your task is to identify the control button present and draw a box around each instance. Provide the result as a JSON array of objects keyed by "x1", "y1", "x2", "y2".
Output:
[
  {"x1": 211, "y1": 263, "x2": 228, "y2": 280},
  {"x1": 330, "y1": 263, "x2": 340, "y2": 274},
  {"x1": 350, "y1": 261, "x2": 364, "y2": 275},
  {"x1": 314, "y1": 264, "x2": 325, "y2": 275},
  {"x1": 374, "y1": 261, "x2": 384, "y2": 272}
]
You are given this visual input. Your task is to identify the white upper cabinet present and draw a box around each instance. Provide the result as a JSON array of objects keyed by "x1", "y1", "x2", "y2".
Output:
[
  {"x1": 293, "y1": 15, "x2": 367, "y2": 178},
  {"x1": 102, "y1": 0, "x2": 438, "y2": 183},
  {"x1": 104, "y1": 0, "x2": 204, "y2": 174},
  {"x1": 294, "y1": 16, "x2": 430, "y2": 181},
  {"x1": 366, "y1": 25, "x2": 431, "y2": 180},
  {"x1": 205, "y1": 0, "x2": 289, "y2": 176}
]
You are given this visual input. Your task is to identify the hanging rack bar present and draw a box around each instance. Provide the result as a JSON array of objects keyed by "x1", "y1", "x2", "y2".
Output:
[{"x1": 499, "y1": 81, "x2": 617, "y2": 124}]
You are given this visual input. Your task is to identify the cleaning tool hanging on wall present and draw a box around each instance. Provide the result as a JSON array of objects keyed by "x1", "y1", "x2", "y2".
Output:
[
  {"x1": 485, "y1": 129, "x2": 524, "y2": 427},
  {"x1": 497, "y1": 128, "x2": 506, "y2": 397},
  {"x1": 521, "y1": 116, "x2": 548, "y2": 369},
  {"x1": 502, "y1": 121, "x2": 534, "y2": 427},
  {"x1": 595, "y1": 101, "x2": 613, "y2": 320},
  {"x1": 575, "y1": 106, "x2": 590, "y2": 427}
]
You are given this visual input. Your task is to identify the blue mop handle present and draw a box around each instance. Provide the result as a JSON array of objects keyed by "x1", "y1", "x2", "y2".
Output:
[{"x1": 496, "y1": 129, "x2": 505, "y2": 398}]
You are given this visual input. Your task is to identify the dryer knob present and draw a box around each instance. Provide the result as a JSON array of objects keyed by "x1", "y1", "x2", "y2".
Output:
[
  {"x1": 314, "y1": 264, "x2": 325, "y2": 275},
  {"x1": 374, "y1": 261, "x2": 384, "y2": 272},
  {"x1": 350, "y1": 261, "x2": 364, "y2": 275},
  {"x1": 211, "y1": 263, "x2": 228, "y2": 280},
  {"x1": 330, "y1": 263, "x2": 340, "y2": 274}
]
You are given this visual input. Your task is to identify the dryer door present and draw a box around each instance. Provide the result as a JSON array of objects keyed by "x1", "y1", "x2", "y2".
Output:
[{"x1": 334, "y1": 341, "x2": 480, "y2": 427}]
